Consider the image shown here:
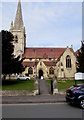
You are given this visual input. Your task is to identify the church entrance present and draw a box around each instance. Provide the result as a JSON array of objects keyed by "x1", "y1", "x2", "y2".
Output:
[{"x1": 39, "y1": 70, "x2": 43, "y2": 79}]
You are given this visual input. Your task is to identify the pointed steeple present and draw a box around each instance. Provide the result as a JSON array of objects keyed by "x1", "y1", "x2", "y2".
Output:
[
  {"x1": 14, "y1": 0, "x2": 24, "y2": 30},
  {"x1": 10, "y1": 21, "x2": 13, "y2": 30}
]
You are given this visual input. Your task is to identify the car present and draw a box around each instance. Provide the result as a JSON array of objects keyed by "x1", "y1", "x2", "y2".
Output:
[
  {"x1": 17, "y1": 75, "x2": 30, "y2": 80},
  {"x1": 66, "y1": 84, "x2": 84, "y2": 109}
]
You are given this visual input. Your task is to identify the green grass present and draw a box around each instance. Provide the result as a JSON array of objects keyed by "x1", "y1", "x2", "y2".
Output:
[
  {"x1": 46, "y1": 80, "x2": 51, "y2": 87},
  {"x1": 2, "y1": 79, "x2": 34, "y2": 90},
  {"x1": 58, "y1": 80, "x2": 74, "y2": 90},
  {"x1": 0, "y1": 86, "x2": 2, "y2": 90},
  {"x1": 2, "y1": 79, "x2": 84, "y2": 91},
  {"x1": 46, "y1": 80, "x2": 84, "y2": 90}
]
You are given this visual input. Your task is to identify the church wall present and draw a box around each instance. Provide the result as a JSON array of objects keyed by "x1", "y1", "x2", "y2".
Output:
[
  {"x1": 57, "y1": 48, "x2": 76, "y2": 79},
  {"x1": 56, "y1": 61, "x2": 64, "y2": 79},
  {"x1": 47, "y1": 66, "x2": 56, "y2": 79},
  {"x1": 22, "y1": 66, "x2": 35, "y2": 78},
  {"x1": 37, "y1": 61, "x2": 47, "y2": 78},
  {"x1": 10, "y1": 30, "x2": 25, "y2": 57},
  {"x1": 22, "y1": 67, "x2": 28, "y2": 75},
  {"x1": 22, "y1": 59, "x2": 57, "y2": 79}
]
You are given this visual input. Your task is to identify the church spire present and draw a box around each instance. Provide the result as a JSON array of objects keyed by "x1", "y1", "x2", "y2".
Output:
[
  {"x1": 10, "y1": 21, "x2": 13, "y2": 31},
  {"x1": 14, "y1": 0, "x2": 24, "y2": 30}
]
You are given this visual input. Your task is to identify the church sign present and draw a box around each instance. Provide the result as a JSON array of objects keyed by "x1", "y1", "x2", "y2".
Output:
[{"x1": 75, "y1": 72, "x2": 84, "y2": 80}]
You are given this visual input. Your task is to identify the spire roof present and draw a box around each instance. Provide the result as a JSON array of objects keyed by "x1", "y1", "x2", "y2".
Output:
[
  {"x1": 14, "y1": 0, "x2": 24, "y2": 30},
  {"x1": 10, "y1": 21, "x2": 13, "y2": 30}
]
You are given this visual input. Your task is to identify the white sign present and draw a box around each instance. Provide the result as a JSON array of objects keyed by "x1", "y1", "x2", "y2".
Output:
[
  {"x1": 75, "y1": 72, "x2": 84, "y2": 80},
  {"x1": 41, "y1": 76, "x2": 43, "y2": 80}
]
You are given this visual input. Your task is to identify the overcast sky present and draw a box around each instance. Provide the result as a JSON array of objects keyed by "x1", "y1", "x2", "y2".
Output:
[{"x1": 1, "y1": 0, "x2": 83, "y2": 51}]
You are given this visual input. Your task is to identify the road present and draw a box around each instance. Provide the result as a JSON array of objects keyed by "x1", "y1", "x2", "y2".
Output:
[{"x1": 2, "y1": 103, "x2": 84, "y2": 118}]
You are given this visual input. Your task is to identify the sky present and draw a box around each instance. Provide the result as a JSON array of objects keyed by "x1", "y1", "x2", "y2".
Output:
[{"x1": 1, "y1": 0, "x2": 83, "y2": 52}]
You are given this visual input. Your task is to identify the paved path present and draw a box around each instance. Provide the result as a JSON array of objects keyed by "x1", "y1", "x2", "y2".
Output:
[
  {"x1": 39, "y1": 79, "x2": 51, "y2": 95},
  {"x1": 2, "y1": 94, "x2": 66, "y2": 104}
]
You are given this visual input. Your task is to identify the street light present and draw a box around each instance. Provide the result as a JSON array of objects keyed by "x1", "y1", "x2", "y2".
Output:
[
  {"x1": 35, "y1": 58, "x2": 37, "y2": 79},
  {"x1": 34, "y1": 49, "x2": 37, "y2": 79}
]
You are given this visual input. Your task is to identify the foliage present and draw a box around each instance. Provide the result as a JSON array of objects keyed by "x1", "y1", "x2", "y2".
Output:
[
  {"x1": 2, "y1": 30, "x2": 14, "y2": 74},
  {"x1": 11, "y1": 56, "x2": 25, "y2": 74},
  {"x1": 1, "y1": 30, "x2": 24, "y2": 77},
  {"x1": 76, "y1": 40, "x2": 84, "y2": 72}
]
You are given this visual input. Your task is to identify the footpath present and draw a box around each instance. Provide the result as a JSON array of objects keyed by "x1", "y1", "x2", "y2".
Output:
[
  {"x1": 39, "y1": 79, "x2": 51, "y2": 95},
  {"x1": 2, "y1": 94, "x2": 65, "y2": 104},
  {"x1": 2, "y1": 79, "x2": 66, "y2": 104}
]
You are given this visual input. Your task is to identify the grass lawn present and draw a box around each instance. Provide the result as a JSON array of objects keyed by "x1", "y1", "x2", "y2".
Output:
[
  {"x1": 2, "y1": 79, "x2": 34, "y2": 90},
  {"x1": 46, "y1": 79, "x2": 84, "y2": 90},
  {"x1": 0, "y1": 86, "x2": 2, "y2": 90}
]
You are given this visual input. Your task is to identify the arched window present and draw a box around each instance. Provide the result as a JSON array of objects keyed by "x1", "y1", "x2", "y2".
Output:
[
  {"x1": 49, "y1": 67, "x2": 54, "y2": 74},
  {"x1": 14, "y1": 35, "x2": 18, "y2": 43},
  {"x1": 28, "y1": 67, "x2": 33, "y2": 74},
  {"x1": 40, "y1": 62, "x2": 42, "y2": 66},
  {"x1": 66, "y1": 55, "x2": 71, "y2": 68}
]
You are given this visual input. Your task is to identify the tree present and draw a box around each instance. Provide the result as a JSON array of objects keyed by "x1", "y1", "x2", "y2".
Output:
[
  {"x1": 11, "y1": 56, "x2": 25, "y2": 74},
  {"x1": 1, "y1": 30, "x2": 24, "y2": 79},
  {"x1": 76, "y1": 40, "x2": 84, "y2": 72},
  {"x1": 2, "y1": 30, "x2": 14, "y2": 75}
]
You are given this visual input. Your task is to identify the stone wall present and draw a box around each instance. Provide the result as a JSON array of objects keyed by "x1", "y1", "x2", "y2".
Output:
[{"x1": 57, "y1": 48, "x2": 76, "y2": 79}]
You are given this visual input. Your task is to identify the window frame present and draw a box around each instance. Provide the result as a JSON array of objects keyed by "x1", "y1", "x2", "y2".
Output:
[
  {"x1": 14, "y1": 35, "x2": 18, "y2": 43},
  {"x1": 28, "y1": 67, "x2": 33, "y2": 74},
  {"x1": 66, "y1": 55, "x2": 71, "y2": 68},
  {"x1": 49, "y1": 67, "x2": 54, "y2": 75}
]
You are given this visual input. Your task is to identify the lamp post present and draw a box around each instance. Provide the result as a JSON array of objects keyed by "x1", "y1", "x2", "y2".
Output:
[
  {"x1": 35, "y1": 58, "x2": 37, "y2": 79},
  {"x1": 46, "y1": 67, "x2": 48, "y2": 78},
  {"x1": 53, "y1": 57, "x2": 57, "y2": 79},
  {"x1": 34, "y1": 49, "x2": 37, "y2": 79}
]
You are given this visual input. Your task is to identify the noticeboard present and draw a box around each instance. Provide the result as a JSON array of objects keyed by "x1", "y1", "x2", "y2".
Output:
[{"x1": 75, "y1": 72, "x2": 84, "y2": 80}]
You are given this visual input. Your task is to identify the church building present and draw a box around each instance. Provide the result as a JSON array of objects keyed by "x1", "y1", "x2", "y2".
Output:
[{"x1": 10, "y1": 0, "x2": 76, "y2": 79}]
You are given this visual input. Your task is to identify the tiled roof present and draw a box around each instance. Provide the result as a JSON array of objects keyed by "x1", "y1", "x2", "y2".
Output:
[
  {"x1": 22, "y1": 61, "x2": 56, "y2": 67},
  {"x1": 43, "y1": 61, "x2": 56, "y2": 66},
  {"x1": 22, "y1": 61, "x2": 38, "y2": 67},
  {"x1": 22, "y1": 47, "x2": 75, "y2": 67},
  {"x1": 22, "y1": 48, "x2": 66, "y2": 59}
]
